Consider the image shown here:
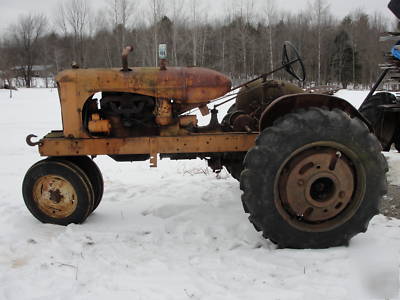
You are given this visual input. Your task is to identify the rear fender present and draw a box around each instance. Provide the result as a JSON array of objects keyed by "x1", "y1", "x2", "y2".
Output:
[{"x1": 259, "y1": 93, "x2": 372, "y2": 132}]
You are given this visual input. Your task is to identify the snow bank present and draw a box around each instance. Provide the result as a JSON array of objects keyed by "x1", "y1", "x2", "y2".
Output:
[
  {"x1": 335, "y1": 90, "x2": 369, "y2": 109},
  {"x1": 0, "y1": 88, "x2": 399, "y2": 299}
]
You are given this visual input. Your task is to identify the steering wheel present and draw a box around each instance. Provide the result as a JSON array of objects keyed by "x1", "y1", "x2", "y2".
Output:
[{"x1": 282, "y1": 41, "x2": 306, "y2": 82}]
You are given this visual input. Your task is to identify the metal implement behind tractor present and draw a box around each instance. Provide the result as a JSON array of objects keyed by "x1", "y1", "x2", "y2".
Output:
[
  {"x1": 23, "y1": 42, "x2": 387, "y2": 249},
  {"x1": 358, "y1": 1, "x2": 400, "y2": 152}
]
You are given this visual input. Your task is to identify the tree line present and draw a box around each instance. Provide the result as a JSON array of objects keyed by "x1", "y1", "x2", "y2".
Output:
[{"x1": 0, "y1": 0, "x2": 395, "y2": 88}]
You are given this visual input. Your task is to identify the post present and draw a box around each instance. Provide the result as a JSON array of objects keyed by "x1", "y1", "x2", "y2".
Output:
[
  {"x1": 159, "y1": 44, "x2": 167, "y2": 71},
  {"x1": 121, "y1": 45, "x2": 134, "y2": 72}
]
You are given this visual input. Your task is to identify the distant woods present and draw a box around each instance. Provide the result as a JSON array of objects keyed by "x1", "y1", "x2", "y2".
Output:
[{"x1": 0, "y1": 0, "x2": 395, "y2": 88}]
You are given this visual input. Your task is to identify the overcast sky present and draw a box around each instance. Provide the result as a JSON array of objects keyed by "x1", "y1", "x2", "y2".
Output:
[{"x1": 0, "y1": 0, "x2": 396, "y2": 34}]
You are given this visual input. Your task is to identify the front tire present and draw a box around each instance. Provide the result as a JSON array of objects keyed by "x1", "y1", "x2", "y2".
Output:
[
  {"x1": 48, "y1": 156, "x2": 104, "y2": 213},
  {"x1": 22, "y1": 159, "x2": 95, "y2": 225},
  {"x1": 240, "y1": 107, "x2": 387, "y2": 248}
]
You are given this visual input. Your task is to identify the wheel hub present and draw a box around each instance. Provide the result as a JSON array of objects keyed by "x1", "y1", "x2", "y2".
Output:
[
  {"x1": 309, "y1": 176, "x2": 335, "y2": 203},
  {"x1": 33, "y1": 175, "x2": 78, "y2": 218},
  {"x1": 279, "y1": 148, "x2": 355, "y2": 223}
]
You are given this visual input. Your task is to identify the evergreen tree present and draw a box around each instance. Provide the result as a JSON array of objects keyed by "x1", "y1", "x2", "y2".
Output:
[{"x1": 330, "y1": 30, "x2": 360, "y2": 88}]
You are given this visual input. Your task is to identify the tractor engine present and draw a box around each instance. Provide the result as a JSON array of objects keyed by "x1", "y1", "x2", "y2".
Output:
[
  {"x1": 73, "y1": 65, "x2": 232, "y2": 139},
  {"x1": 85, "y1": 92, "x2": 158, "y2": 138}
]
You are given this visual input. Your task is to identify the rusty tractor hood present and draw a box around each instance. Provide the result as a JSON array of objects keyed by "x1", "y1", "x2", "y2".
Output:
[{"x1": 55, "y1": 67, "x2": 231, "y2": 104}]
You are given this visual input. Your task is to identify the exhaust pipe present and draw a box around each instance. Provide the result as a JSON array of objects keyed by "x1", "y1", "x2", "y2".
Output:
[{"x1": 121, "y1": 45, "x2": 134, "y2": 72}]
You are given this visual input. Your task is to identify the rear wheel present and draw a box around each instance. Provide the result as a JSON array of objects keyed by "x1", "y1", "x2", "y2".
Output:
[
  {"x1": 22, "y1": 159, "x2": 95, "y2": 225},
  {"x1": 240, "y1": 107, "x2": 387, "y2": 248}
]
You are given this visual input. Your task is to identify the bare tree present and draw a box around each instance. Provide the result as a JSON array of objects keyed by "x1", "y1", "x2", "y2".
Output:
[
  {"x1": 170, "y1": 0, "x2": 185, "y2": 66},
  {"x1": 311, "y1": 0, "x2": 330, "y2": 85},
  {"x1": 149, "y1": 0, "x2": 165, "y2": 66},
  {"x1": 11, "y1": 14, "x2": 47, "y2": 88},
  {"x1": 93, "y1": 9, "x2": 113, "y2": 67},
  {"x1": 108, "y1": 0, "x2": 134, "y2": 54},
  {"x1": 56, "y1": 0, "x2": 91, "y2": 67},
  {"x1": 238, "y1": 0, "x2": 254, "y2": 77},
  {"x1": 200, "y1": 15, "x2": 208, "y2": 66},
  {"x1": 190, "y1": 0, "x2": 199, "y2": 66},
  {"x1": 0, "y1": 42, "x2": 15, "y2": 89},
  {"x1": 264, "y1": 0, "x2": 276, "y2": 78}
]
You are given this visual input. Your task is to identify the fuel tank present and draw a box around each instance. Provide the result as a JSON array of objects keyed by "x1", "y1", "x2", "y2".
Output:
[
  {"x1": 236, "y1": 79, "x2": 304, "y2": 114},
  {"x1": 56, "y1": 67, "x2": 231, "y2": 104}
]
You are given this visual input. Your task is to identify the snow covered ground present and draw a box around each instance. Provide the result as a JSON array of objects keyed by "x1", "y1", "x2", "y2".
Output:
[{"x1": 0, "y1": 88, "x2": 399, "y2": 299}]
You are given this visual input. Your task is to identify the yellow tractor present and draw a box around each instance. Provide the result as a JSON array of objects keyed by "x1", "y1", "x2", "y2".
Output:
[{"x1": 23, "y1": 43, "x2": 387, "y2": 248}]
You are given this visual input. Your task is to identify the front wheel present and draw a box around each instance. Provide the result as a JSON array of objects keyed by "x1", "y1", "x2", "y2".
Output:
[
  {"x1": 22, "y1": 159, "x2": 95, "y2": 225},
  {"x1": 240, "y1": 107, "x2": 387, "y2": 248},
  {"x1": 47, "y1": 156, "x2": 104, "y2": 213}
]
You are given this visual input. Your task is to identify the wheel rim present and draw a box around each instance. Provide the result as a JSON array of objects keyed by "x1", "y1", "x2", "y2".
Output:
[
  {"x1": 276, "y1": 143, "x2": 366, "y2": 232},
  {"x1": 33, "y1": 175, "x2": 78, "y2": 219}
]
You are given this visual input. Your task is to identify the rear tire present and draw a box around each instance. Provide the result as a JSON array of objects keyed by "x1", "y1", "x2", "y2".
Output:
[
  {"x1": 240, "y1": 107, "x2": 387, "y2": 248},
  {"x1": 22, "y1": 159, "x2": 95, "y2": 225}
]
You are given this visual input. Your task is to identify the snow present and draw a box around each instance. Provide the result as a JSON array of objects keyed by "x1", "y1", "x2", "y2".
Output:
[
  {"x1": 386, "y1": 152, "x2": 400, "y2": 186},
  {"x1": 335, "y1": 90, "x2": 369, "y2": 109},
  {"x1": 0, "y1": 88, "x2": 399, "y2": 299}
]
